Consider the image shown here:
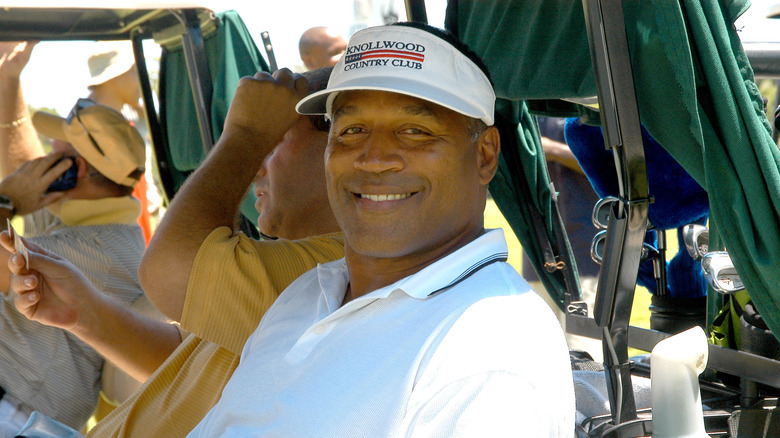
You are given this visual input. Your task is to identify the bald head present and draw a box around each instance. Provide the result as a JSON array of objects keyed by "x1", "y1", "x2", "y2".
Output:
[{"x1": 298, "y1": 27, "x2": 347, "y2": 71}]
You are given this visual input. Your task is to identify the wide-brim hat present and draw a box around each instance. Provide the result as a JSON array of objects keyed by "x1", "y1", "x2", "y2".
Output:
[
  {"x1": 32, "y1": 99, "x2": 145, "y2": 187},
  {"x1": 296, "y1": 24, "x2": 495, "y2": 126},
  {"x1": 87, "y1": 42, "x2": 135, "y2": 87}
]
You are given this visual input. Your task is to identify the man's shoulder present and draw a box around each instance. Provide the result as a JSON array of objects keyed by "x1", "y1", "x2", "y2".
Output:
[
  {"x1": 273, "y1": 232, "x2": 345, "y2": 253},
  {"x1": 29, "y1": 221, "x2": 144, "y2": 247},
  {"x1": 441, "y1": 260, "x2": 536, "y2": 305},
  {"x1": 219, "y1": 229, "x2": 345, "y2": 264},
  {"x1": 27, "y1": 222, "x2": 146, "y2": 276}
]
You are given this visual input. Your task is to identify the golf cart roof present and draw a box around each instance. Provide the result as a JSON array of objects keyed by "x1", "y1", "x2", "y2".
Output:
[{"x1": 0, "y1": 1, "x2": 215, "y2": 41}]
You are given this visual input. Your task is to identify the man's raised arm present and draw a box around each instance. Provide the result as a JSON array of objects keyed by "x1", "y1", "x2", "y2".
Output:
[
  {"x1": 0, "y1": 42, "x2": 46, "y2": 177},
  {"x1": 139, "y1": 69, "x2": 309, "y2": 321}
]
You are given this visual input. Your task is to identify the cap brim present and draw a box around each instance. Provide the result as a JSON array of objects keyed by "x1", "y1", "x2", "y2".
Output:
[
  {"x1": 32, "y1": 112, "x2": 68, "y2": 142},
  {"x1": 296, "y1": 75, "x2": 493, "y2": 125}
]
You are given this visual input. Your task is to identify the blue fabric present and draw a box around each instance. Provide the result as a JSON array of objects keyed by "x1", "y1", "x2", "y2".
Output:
[
  {"x1": 564, "y1": 118, "x2": 708, "y2": 298},
  {"x1": 563, "y1": 118, "x2": 709, "y2": 230}
]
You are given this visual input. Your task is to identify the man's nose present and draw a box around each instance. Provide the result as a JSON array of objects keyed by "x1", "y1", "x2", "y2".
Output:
[
  {"x1": 353, "y1": 133, "x2": 404, "y2": 173},
  {"x1": 254, "y1": 156, "x2": 271, "y2": 181}
]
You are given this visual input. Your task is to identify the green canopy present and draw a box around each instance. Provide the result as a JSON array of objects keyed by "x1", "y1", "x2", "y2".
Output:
[
  {"x1": 158, "y1": 10, "x2": 270, "y2": 225},
  {"x1": 448, "y1": 0, "x2": 780, "y2": 336},
  {"x1": 489, "y1": 100, "x2": 582, "y2": 311}
]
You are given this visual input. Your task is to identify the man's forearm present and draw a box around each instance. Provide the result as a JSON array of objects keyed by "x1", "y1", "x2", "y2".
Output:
[
  {"x1": 0, "y1": 79, "x2": 44, "y2": 177},
  {"x1": 71, "y1": 293, "x2": 182, "y2": 381},
  {"x1": 140, "y1": 71, "x2": 308, "y2": 321},
  {"x1": 541, "y1": 136, "x2": 584, "y2": 174},
  {"x1": 140, "y1": 126, "x2": 276, "y2": 321}
]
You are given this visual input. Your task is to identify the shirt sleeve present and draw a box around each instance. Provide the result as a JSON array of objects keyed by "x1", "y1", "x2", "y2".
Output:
[{"x1": 181, "y1": 227, "x2": 344, "y2": 355}]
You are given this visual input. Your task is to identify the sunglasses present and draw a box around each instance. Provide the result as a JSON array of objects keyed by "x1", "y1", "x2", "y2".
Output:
[
  {"x1": 66, "y1": 98, "x2": 106, "y2": 157},
  {"x1": 308, "y1": 114, "x2": 330, "y2": 132}
]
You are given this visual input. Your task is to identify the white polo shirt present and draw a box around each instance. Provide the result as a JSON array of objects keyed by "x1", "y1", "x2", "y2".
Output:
[{"x1": 189, "y1": 229, "x2": 575, "y2": 437}]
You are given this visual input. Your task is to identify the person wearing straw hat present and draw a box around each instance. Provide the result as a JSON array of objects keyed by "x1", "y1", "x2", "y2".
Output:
[
  {"x1": 187, "y1": 22, "x2": 575, "y2": 437},
  {"x1": 85, "y1": 42, "x2": 162, "y2": 246},
  {"x1": 0, "y1": 41, "x2": 173, "y2": 434},
  {"x1": 85, "y1": 42, "x2": 141, "y2": 114}
]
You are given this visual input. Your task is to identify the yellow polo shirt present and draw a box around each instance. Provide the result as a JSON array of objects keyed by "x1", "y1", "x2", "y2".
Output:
[{"x1": 87, "y1": 228, "x2": 344, "y2": 437}]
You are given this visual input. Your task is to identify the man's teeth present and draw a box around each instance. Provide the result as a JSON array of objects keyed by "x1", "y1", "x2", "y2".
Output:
[{"x1": 360, "y1": 193, "x2": 411, "y2": 202}]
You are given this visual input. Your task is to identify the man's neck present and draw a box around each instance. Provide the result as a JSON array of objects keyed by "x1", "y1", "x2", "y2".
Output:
[
  {"x1": 87, "y1": 88, "x2": 127, "y2": 113},
  {"x1": 342, "y1": 227, "x2": 485, "y2": 304},
  {"x1": 67, "y1": 179, "x2": 125, "y2": 201}
]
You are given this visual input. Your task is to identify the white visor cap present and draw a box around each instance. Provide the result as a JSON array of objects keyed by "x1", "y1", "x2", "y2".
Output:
[{"x1": 296, "y1": 25, "x2": 495, "y2": 126}]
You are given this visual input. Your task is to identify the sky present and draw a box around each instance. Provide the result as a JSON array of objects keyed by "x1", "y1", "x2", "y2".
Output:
[{"x1": 16, "y1": 0, "x2": 780, "y2": 116}]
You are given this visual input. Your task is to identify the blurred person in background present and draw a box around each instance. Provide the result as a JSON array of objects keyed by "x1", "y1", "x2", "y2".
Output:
[
  {"x1": 0, "y1": 41, "x2": 167, "y2": 435},
  {"x1": 85, "y1": 42, "x2": 164, "y2": 245},
  {"x1": 298, "y1": 26, "x2": 347, "y2": 70}
]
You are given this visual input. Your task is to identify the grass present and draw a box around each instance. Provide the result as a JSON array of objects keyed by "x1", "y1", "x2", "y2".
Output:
[{"x1": 484, "y1": 199, "x2": 677, "y2": 356}]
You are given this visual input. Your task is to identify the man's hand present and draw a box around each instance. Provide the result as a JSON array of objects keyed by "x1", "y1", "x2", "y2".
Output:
[
  {"x1": 221, "y1": 68, "x2": 310, "y2": 146},
  {"x1": 0, "y1": 153, "x2": 72, "y2": 216},
  {"x1": 0, "y1": 231, "x2": 99, "y2": 331},
  {"x1": 141, "y1": 68, "x2": 310, "y2": 321},
  {"x1": 0, "y1": 41, "x2": 36, "y2": 80},
  {"x1": 2, "y1": 231, "x2": 183, "y2": 381}
]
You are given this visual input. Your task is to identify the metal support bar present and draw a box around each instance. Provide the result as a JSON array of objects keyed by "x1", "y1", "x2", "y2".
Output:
[
  {"x1": 176, "y1": 9, "x2": 214, "y2": 154},
  {"x1": 131, "y1": 32, "x2": 176, "y2": 203},
  {"x1": 260, "y1": 31, "x2": 278, "y2": 72},
  {"x1": 581, "y1": 0, "x2": 651, "y2": 425},
  {"x1": 743, "y1": 42, "x2": 780, "y2": 79},
  {"x1": 654, "y1": 228, "x2": 668, "y2": 296},
  {"x1": 568, "y1": 314, "x2": 780, "y2": 389},
  {"x1": 404, "y1": 0, "x2": 428, "y2": 23}
]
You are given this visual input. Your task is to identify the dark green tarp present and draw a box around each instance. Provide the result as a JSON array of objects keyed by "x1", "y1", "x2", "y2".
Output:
[
  {"x1": 159, "y1": 10, "x2": 270, "y2": 224},
  {"x1": 448, "y1": 0, "x2": 780, "y2": 337},
  {"x1": 490, "y1": 100, "x2": 581, "y2": 311}
]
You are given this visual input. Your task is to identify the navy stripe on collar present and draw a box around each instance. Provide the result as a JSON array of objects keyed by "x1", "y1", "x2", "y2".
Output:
[{"x1": 427, "y1": 251, "x2": 509, "y2": 297}]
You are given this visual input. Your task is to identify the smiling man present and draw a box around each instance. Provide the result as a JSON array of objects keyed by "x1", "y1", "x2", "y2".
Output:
[{"x1": 189, "y1": 23, "x2": 574, "y2": 437}]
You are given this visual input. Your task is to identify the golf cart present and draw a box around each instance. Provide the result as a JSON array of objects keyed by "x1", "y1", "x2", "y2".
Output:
[
  {"x1": 438, "y1": 1, "x2": 780, "y2": 436},
  {"x1": 2, "y1": 1, "x2": 780, "y2": 437}
]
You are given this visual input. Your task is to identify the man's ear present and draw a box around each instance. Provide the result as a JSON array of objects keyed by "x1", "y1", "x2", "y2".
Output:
[
  {"x1": 75, "y1": 156, "x2": 88, "y2": 179},
  {"x1": 300, "y1": 54, "x2": 313, "y2": 71},
  {"x1": 476, "y1": 126, "x2": 500, "y2": 185}
]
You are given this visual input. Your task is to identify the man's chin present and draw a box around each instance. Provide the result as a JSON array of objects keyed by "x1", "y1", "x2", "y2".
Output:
[
  {"x1": 257, "y1": 230, "x2": 278, "y2": 240},
  {"x1": 256, "y1": 221, "x2": 279, "y2": 240}
]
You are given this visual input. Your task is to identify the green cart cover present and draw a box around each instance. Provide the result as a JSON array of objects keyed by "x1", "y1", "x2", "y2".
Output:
[
  {"x1": 158, "y1": 10, "x2": 270, "y2": 225},
  {"x1": 447, "y1": 0, "x2": 780, "y2": 338}
]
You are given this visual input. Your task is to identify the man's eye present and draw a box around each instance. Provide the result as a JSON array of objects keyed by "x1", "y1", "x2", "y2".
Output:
[
  {"x1": 342, "y1": 127, "x2": 364, "y2": 135},
  {"x1": 400, "y1": 128, "x2": 428, "y2": 136}
]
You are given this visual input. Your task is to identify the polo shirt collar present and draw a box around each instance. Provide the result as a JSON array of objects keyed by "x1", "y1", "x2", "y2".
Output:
[
  {"x1": 288, "y1": 230, "x2": 509, "y2": 362},
  {"x1": 52, "y1": 197, "x2": 141, "y2": 226},
  {"x1": 318, "y1": 229, "x2": 509, "y2": 307},
  {"x1": 392, "y1": 229, "x2": 508, "y2": 299}
]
